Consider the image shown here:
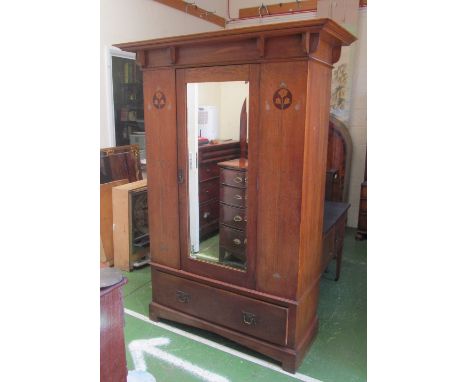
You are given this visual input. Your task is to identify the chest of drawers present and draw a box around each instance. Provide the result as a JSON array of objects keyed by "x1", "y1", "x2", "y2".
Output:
[
  {"x1": 198, "y1": 142, "x2": 240, "y2": 240},
  {"x1": 217, "y1": 159, "x2": 248, "y2": 267}
]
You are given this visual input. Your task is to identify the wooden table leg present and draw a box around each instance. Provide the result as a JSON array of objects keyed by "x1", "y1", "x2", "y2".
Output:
[{"x1": 335, "y1": 246, "x2": 343, "y2": 281}]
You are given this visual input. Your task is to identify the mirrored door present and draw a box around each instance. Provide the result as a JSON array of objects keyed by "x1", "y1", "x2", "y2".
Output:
[
  {"x1": 187, "y1": 81, "x2": 249, "y2": 269},
  {"x1": 177, "y1": 65, "x2": 258, "y2": 287}
]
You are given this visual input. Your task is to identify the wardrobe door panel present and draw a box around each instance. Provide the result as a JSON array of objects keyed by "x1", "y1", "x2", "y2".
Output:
[
  {"x1": 177, "y1": 65, "x2": 259, "y2": 289},
  {"x1": 255, "y1": 61, "x2": 308, "y2": 299},
  {"x1": 143, "y1": 68, "x2": 180, "y2": 268}
]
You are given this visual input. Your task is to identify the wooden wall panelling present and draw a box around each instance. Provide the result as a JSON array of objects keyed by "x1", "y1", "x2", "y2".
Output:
[
  {"x1": 255, "y1": 61, "x2": 308, "y2": 300},
  {"x1": 100, "y1": 179, "x2": 129, "y2": 266},
  {"x1": 143, "y1": 68, "x2": 181, "y2": 268}
]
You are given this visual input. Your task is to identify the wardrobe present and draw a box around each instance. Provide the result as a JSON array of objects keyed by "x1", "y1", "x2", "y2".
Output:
[{"x1": 117, "y1": 19, "x2": 356, "y2": 372}]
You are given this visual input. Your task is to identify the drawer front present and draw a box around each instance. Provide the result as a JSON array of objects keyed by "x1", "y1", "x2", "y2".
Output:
[
  {"x1": 153, "y1": 271, "x2": 288, "y2": 346},
  {"x1": 199, "y1": 162, "x2": 220, "y2": 182},
  {"x1": 199, "y1": 199, "x2": 219, "y2": 227},
  {"x1": 199, "y1": 178, "x2": 219, "y2": 204},
  {"x1": 220, "y1": 168, "x2": 247, "y2": 189},
  {"x1": 220, "y1": 225, "x2": 246, "y2": 254},
  {"x1": 220, "y1": 186, "x2": 247, "y2": 208},
  {"x1": 219, "y1": 204, "x2": 247, "y2": 231}
]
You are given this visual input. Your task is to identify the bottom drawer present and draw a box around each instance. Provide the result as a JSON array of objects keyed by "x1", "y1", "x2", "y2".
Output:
[{"x1": 152, "y1": 270, "x2": 288, "y2": 346}]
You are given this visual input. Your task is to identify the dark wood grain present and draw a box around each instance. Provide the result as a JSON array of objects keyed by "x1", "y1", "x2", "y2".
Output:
[{"x1": 100, "y1": 278, "x2": 128, "y2": 382}]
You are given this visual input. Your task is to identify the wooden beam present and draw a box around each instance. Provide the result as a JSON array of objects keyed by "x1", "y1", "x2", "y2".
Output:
[
  {"x1": 239, "y1": 0, "x2": 317, "y2": 19},
  {"x1": 154, "y1": 0, "x2": 226, "y2": 28}
]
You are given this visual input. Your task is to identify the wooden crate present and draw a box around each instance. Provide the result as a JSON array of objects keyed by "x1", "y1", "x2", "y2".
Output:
[{"x1": 112, "y1": 179, "x2": 149, "y2": 271}]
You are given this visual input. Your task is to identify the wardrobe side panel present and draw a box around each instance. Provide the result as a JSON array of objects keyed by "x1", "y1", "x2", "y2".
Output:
[
  {"x1": 255, "y1": 61, "x2": 308, "y2": 300},
  {"x1": 296, "y1": 59, "x2": 333, "y2": 299},
  {"x1": 143, "y1": 68, "x2": 180, "y2": 268}
]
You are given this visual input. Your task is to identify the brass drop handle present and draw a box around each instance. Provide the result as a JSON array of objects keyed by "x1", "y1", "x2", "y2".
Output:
[
  {"x1": 176, "y1": 290, "x2": 190, "y2": 303},
  {"x1": 234, "y1": 176, "x2": 244, "y2": 184},
  {"x1": 234, "y1": 194, "x2": 243, "y2": 200},
  {"x1": 242, "y1": 311, "x2": 256, "y2": 326},
  {"x1": 233, "y1": 215, "x2": 243, "y2": 222},
  {"x1": 233, "y1": 238, "x2": 241, "y2": 245}
]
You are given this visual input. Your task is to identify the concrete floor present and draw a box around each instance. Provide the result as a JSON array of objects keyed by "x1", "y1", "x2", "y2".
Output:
[{"x1": 122, "y1": 228, "x2": 366, "y2": 382}]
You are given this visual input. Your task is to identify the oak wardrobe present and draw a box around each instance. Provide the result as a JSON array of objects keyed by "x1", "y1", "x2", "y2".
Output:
[{"x1": 117, "y1": 19, "x2": 356, "y2": 372}]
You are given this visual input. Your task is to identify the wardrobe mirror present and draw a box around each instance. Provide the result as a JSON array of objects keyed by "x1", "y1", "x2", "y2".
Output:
[{"x1": 186, "y1": 81, "x2": 249, "y2": 270}]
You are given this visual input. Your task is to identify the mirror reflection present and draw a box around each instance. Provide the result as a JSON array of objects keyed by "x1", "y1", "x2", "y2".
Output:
[{"x1": 187, "y1": 81, "x2": 249, "y2": 270}]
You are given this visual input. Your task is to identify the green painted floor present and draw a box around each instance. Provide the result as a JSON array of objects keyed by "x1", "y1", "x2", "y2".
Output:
[{"x1": 122, "y1": 228, "x2": 366, "y2": 382}]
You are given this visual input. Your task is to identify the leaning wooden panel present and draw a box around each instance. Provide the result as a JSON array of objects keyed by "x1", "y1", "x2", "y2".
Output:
[
  {"x1": 113, "y1": 179, "x2": 148, "y2": 272},
  {"x1": 143, "y1": 68, "x2": 181, "y2": 268},
  {"x1": 100, "y1": 179, "x2": 128, "y2": 266}
]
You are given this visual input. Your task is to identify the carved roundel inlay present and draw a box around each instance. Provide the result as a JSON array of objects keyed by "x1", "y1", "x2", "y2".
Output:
[
  {"x1": 273, "y1": 87, "x2": 293, "y2": 110},
  {"x1": 153, "y1": 90, "x2": 166, "y2": 109}
]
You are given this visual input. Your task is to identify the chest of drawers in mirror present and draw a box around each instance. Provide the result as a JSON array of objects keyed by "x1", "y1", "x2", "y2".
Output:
[
  {"x1": 198, "y1": 142, "x2": 240, "y2": 240},
  {"x1": 217, "y1": 159, "x2": 248, "y2": 268}
]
